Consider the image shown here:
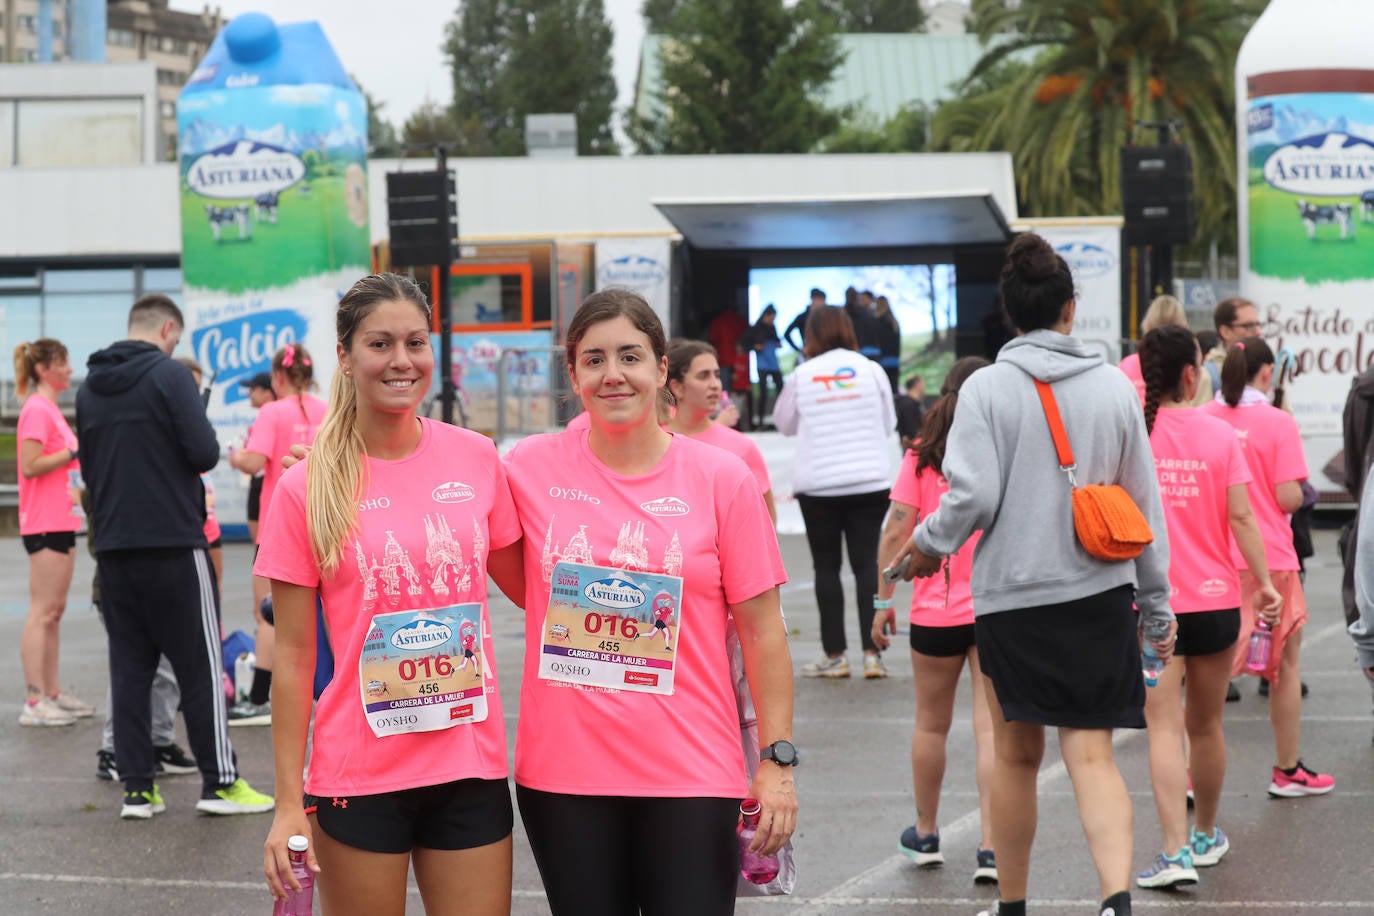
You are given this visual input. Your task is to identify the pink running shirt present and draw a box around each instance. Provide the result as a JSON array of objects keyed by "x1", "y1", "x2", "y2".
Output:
[
  {"x1": 243, "y1": 393, "x2": 328, "y2": 528},
  {"x1": 1199, "y1": 399, "x2": 1305, "y2": 572},
  {"x1": 889, "y1": 450, "x2": 978, "y2": 627},
  {"x1": 689, "y1": 421, "x2": 772, "y2": 495},
  {"x1": 254, "y1": 419, "x2": 521, "y2": 797},
  {"x1": 1118, "y1": 354, "x2": 1146, "y2": 404},
  {"x1": 1148, "y1": 408, "x2": 1250, "y2": 612},
  {"x1": 503, "y1": 430, "x2": 786, "y2": 798},
  {"x1": 16, "y1": 395, "x2": 80, "y2": 535}
]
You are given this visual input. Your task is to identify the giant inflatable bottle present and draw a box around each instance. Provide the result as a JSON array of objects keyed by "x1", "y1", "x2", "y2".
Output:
[
  {"x1": 1237, "y1": 0, "x2": 1374, "y2": 494},
  {"x1": 176, "y1": 13, "x2": 368, "y2": 530}
]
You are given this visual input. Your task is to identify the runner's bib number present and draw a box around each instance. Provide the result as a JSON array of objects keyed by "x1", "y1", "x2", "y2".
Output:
[
  {"x1": 539, "y1": 562, "x2": 683, "y2": 695},
  {"x1": 359, "y1": 604, "x2": 487, "y2": 737}
]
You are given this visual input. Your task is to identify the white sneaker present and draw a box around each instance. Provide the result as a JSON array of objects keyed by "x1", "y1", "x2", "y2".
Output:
[
  {"x1": 800, "y1": 655, "x2": 850, "y2": 678},
  {"x1": 863, "y1": 654, "x2": 888, "y2": 679},
  {"x1": 19, "y1": 697, "x2": 77, "y2": 727},
  {"x1": 50, "y1": 692, "x2": 96, "y2": 717}
]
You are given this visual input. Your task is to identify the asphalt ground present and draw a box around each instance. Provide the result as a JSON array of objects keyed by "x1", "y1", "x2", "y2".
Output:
[{"x1": 1, "y1": 529, "x2": 1371, "y2": 915}]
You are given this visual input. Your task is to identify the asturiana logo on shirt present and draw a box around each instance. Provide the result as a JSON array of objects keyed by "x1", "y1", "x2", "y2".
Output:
[
  {"x1": 432, "y1": 481, "x2": 476, "y2": 504},
  {"x1": 640, "y1": 496, "x2": 689, "y2": 517},
  {"x1": 1199, "y1": 578, "x2": 1229, "y2": 598},
  {"x1": 584, "y1": 577, "x2": 647, "y2": 610},
  {"x1": 389, "y1": 620, "x2": 454, "y2": 652}
]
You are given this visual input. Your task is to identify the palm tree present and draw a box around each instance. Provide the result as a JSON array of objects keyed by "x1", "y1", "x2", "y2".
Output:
[{"x1": 935, "y1": 0, "x2": 1266, "y2": 250}]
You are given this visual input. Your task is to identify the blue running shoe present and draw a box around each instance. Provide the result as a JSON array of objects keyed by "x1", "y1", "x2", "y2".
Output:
[
  {"x1": 898, "y1": 826, "x2": 943, "y2": 867},
  {"x1": 1136, "y1": 847, "x2": 1198, "y2": 889},
  {"x1": 1190, "y1": 827, "x2": 1230, "y2": 866},
  {"x1": 973, "y1": 847, "x2": 998, "y2": 884}
]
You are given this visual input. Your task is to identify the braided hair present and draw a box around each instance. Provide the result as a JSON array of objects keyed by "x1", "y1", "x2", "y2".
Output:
[
  {"x1": 914, "y1": 356, "x2": 990, "y2": 474},
  {"x1": 1138, "y1": 325, "x2": 1199, "y2": 434}
]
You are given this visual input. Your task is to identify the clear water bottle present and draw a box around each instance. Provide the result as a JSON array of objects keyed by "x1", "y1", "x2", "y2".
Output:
[
  {"x1": 1141, "y1": 619, "x2": 1171, "y2": 687},
  {"x1": 235, "y1": 651, "x2": 255, "y2": 704},
  {"x1": 1245, "y1": 621, "x2": 1273, "y2": 674},
  {"x1": 738, "y1": 798, "x2": 780, "y2": 885},
  {"x1": 272, "y1": 835, "x2": 314, "y2": 916}
]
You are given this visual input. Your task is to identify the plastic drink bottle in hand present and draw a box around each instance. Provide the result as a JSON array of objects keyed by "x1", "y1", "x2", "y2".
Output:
[
  {"x1": 272, "y1": 835, "x2": 314, "y2": 916},
  {"x1": 738, "y1": 798, "x2": 780, "y2": 885},
  {"x1": 1245, "y1": 621, "x2": 1273, "y2": 674},
  {"x1": 1141, "y1": 619, "x2": 1171, "y2": 687}
]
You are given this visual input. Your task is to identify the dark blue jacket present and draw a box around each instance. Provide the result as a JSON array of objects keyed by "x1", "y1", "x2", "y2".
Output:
[{"x1": 76, "y1": 340, "x2": 219, "y2": 553}]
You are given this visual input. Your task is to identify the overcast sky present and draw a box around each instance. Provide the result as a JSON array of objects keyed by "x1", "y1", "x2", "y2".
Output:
[{"x1": 171, "y1": 0, "x2": 647, "y2": 131}]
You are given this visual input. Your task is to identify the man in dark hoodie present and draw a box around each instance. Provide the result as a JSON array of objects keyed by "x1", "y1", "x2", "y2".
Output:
[{"x1": 77, "y1": 294, "x2": 273, "y2": 820}]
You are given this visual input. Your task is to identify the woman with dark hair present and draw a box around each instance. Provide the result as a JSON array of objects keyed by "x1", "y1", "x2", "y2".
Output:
[
  {"x1": 1134, "y1": 325, "x2": 1281, "y2": 890},
  {"x1": 874, "y1": 295, "x2": 902, "y2": 394},
  {"x1": 873, "y1": 356, "x2": 996, "y2": 883},
  {"x1": 891, "y1": 233, "x2": 1174, "y2": 916},
  {"x1": 504, "y1": 289, "x2": 795, "y2": 915},
  {"x1": 665, "y1": 338, "x2": 776, "y2": 524},
  {"x1": 1199, "y1": 338, "x2": 1334, "y2": 798},
  {"x1": 775, "y1": 305, "x2": 896, "y2": 679},
  {"x1": 749, "y1": 305, "x2": 784, "y2": 428}
]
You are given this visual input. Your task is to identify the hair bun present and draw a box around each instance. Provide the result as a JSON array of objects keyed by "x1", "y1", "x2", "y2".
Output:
[{"x1": 1005, "y1": 233, "x2": 1060, "y2": 284}]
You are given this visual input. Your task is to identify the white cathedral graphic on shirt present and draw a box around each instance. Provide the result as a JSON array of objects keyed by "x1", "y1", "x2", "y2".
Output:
[
  {"x1": 354, "y1": 515, "x2": 488, "y2": 608},
  {"x1": 541, "y1": 516, "x2": 682, "y2": 580}
]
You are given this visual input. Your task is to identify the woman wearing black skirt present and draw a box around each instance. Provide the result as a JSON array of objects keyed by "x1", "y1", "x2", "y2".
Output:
[{"x1": 892, "y1": 233, "x2": 1175, "y2": 916}]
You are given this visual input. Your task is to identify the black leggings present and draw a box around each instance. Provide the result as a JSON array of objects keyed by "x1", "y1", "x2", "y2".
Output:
[
  {"x1": 756, "y1": 371, "x2": 783, "y2": 424},
  {"x1": 796, "y1": 489, "x2": 890, "y2": 655},
  {"x1": 516, "y1": 785, "x2": 739, "y2": 916}
]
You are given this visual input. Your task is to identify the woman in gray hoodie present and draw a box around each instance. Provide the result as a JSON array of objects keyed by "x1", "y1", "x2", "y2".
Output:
[{"x1": 891, "y1": 233, "x2": 1174, "y2": 916}]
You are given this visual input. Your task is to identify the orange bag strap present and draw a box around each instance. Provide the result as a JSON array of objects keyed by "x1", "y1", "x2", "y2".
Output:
[{"x1": 1033, "y1": 379, "x2": 1079, "y2": 487}]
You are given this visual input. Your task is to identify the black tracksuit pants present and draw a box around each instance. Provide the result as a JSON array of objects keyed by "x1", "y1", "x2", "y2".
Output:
[{"x1": 100, "y1": 547, "x2": 238, "y2": 794}]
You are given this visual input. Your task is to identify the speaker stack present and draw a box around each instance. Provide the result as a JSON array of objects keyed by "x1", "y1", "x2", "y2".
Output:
[{"x1": 1120, "y1": 145, "x2": 1196, "y2": 247}]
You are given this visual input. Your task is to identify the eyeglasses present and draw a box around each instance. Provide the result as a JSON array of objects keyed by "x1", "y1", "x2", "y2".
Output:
[{"x1": 1230, "y1": 321, "x2": 1262, "y2": 332}]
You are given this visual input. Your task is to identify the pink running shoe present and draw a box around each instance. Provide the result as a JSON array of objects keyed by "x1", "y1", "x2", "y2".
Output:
[{"x1": 1268, "y1": 761, "x2": 1334, "y2": 797}]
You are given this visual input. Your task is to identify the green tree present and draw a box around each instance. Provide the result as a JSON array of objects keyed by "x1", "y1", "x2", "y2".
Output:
[
  {"x1": 822, "y1": 103, "x2": 930, "y2": 152},
  {"x1": 505, "y1": 0, "x2": 620, "y2": 154},
  {"x1": 642, "y1": 0, "x2": 681, "y2": 32},
  {"x1": 444, "y1": 0, "x2": 521, "y2": 155},
  {"x1": 940, "y1": 0, "x2": 1265, "y2": 249},
  {"x1": 441, "y1": 0, "x2": 620, "y2": 156},
  {"x1": 401, "y1": 99, "x2": 463, "y2": 150},
  {"x1": 820, "y1": 0, "x2": 926, "y2": 32},
  {"x1": 630, "y1": 0, "x2": 847, "y2": 154}
]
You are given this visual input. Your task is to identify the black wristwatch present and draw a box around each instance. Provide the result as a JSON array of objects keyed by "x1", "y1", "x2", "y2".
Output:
[{"x1": 760, "y1": 739, "x2": 799, "y2": 767}]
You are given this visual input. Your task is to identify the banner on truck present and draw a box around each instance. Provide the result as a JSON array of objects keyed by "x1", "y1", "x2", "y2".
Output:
[{"x1": 595, "y1": 238, "x2": 672, "y2": 332}]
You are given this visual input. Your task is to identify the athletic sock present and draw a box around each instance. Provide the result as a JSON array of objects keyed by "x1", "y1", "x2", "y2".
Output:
[
  {"x1": 249, "y1": 669, "x2": 272, "y2": 705},
  {"x1": 994, "y1": 901, "x2": 1026, "y2": 916},
  {"x1": 1101, "y1": 890, "x2": 1131, "y2": 916}
]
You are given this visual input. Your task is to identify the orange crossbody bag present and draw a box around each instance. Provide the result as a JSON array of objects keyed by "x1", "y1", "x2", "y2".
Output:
[{"x1": 1034, "y1": 378, "x2": 1153, "y2": 562}]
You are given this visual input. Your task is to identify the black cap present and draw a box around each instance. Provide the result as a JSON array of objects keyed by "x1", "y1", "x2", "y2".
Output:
[{"x1": 239, "y1": 371, "x2": 273, "y2": 390}]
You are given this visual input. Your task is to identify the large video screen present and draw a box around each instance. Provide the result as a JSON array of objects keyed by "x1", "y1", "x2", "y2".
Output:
[{"x1": 747, "y1": 264, "x2": 957, "y2": 386}]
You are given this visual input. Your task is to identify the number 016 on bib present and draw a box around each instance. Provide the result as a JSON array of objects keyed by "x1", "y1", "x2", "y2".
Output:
[
  {"x1": 540, "y1": 562, "x2": 683, "y2": 695},
  {"x1": 360, "y1": 604, "x2": 488, "y2": 738}
]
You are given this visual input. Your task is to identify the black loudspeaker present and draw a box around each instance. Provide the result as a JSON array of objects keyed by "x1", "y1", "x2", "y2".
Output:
[
  {"x1": 1120, "y1": 145, "x2": 1196, "y2": 246},
  {"x1": 386, "y1": 170, "x2": 457, "y2": 266}
]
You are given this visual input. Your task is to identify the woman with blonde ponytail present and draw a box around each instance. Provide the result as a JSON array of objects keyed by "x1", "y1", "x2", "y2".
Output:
[
  {"x1": 256, "y1": 274, "x2": 525, "y2": 916},
  {"x1": 228, "y1": 342, "x2": 329, "y2": 724},
  {"x1": 13, "y1": 338, "x2": 93, "y2": 726}
]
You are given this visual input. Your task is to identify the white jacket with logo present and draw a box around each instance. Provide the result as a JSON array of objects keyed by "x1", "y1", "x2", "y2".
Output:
[{"x1": 774, "y1": 348, "x2": 895, "y2": 497}]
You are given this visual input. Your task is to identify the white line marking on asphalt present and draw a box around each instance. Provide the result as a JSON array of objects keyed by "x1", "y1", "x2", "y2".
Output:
[{"x1": 0, "y1": 872, "x2": 550, "y2": 899}]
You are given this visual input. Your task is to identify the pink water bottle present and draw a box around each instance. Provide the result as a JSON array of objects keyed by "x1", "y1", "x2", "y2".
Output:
[
  {"x1": 1245, "y1": 621, "x2": 1273, "y2": 674},
  {"x1": 272, "y1": 835, "x2": 314, "y2": 916},
  {"x1": 737, "y1": 798, "x2": 780, "y2": 885}
]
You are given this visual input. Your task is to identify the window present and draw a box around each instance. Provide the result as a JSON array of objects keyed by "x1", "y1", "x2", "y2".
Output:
[
  {"x1": 157, "y1": 69, "x2": 182, "y2": 85},
  {"x1": 108, "y1": 28, "x2": 137, "y2": 48},
  {"x1": 18, "y1": 14, "x2": 36, "y2": 33}
]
